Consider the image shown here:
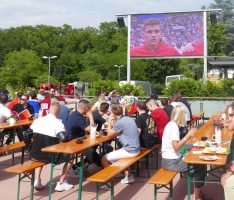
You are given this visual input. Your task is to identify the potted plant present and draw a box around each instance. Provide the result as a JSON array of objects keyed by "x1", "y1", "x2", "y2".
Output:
[
  {"x1": 212, "y1": 118, "x2": 224, "y2": 144},
  {"x1": 9, "y1": 111, "x2": 18, "y2": 125}
]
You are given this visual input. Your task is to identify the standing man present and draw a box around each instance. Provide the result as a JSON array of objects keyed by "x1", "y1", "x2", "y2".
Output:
[
  {"x1": 130, "y1": 18, "x2": 179, "y2": 57},
  {"x1": 145, "y1": 97, "x2": 169, "y2": 143}
]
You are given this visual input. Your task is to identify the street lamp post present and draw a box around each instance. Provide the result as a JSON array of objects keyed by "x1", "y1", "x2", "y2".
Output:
[
  {"x1": 42, "y1": 55, "x2": 57, "y2": 84},
  {"x1": 114, "y1": 65, "x2": 124, "y2": 81}
]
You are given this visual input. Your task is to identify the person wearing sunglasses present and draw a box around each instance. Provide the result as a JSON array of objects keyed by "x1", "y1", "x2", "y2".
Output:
[
  {"x1": 12, "y1": 94, "x2": 34, "y2": 116},
  {"x1": 5, "y1": 94, "x2": 35, "y2": 145}
]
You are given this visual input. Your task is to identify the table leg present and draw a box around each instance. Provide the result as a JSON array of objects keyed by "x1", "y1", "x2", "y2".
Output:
[
  {"x1": 78, "y1": 153, "x2": 84, "y2": 200},
  {"x1": 30, "y1": 171, "x2": 35, "y2": 200},
  {"x1": 17, "y1": 173, "x2": 21, "y2": 200},
  {"x1": 48, "y1": 157, "x2": 55, "y2": 200},
  {"x1": 187, "y1": 164, "x2": 191, "y2": 200}
]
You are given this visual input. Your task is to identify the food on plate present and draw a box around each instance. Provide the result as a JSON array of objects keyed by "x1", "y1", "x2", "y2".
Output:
[
  {"x1": 202, "y1": 147, "x2": 228, "y2": 154},
  {"x1": 199, "y1": 155, "x2": 218, "y2": 161}
]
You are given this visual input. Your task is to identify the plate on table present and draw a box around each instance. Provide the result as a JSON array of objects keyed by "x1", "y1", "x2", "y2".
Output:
[
  {"x1": 199, "y1": 155, "x2": 218, "y2": 161},
  {"x1": 202, "y1": 147, "x2": 227, "y2": 154},
  {"x1": 193, "y1": 141, "x2": 207, "y2": 147}
]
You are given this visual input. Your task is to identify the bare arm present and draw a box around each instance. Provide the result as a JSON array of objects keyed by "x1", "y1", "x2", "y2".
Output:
[
  {"x1": 84, "y1": 111, "x2": 95, "y2": 133},
  {"x1": 137, "y1": 128, "x2": 141, "y2": 135},
  {"x1": 172, "y1": 128, "x2": 196, "y2": 151}
]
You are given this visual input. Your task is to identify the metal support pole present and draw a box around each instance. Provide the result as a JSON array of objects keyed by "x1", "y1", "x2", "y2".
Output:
[
  {"x1": 203, "y1": 11, "x2": 208, "y2": 81},
  {"x1": 30, "y1": 172, "x2": 35, "y2": 200},
  {"x1": 127, "y1": 15, "x2": 131, "y2": 82},
  {"x1": 48, "y1": 58, "x2": 51, "y2": 84}
]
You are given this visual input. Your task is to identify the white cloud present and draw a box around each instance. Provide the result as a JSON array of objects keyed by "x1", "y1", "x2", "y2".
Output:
[{"x1": 0, "y1": 0, "x2": 215, "y2": 28}]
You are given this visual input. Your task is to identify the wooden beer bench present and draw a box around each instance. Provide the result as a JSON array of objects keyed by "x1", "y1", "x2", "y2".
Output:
[
  {"x1": 0, "y1": 141, "x2": 26, "y2": 165},
  {"x1": 87, "y1": 148, "x2": 154, "y2": 200},
  {"x1": 5, "y1": 160, "x2": 46, "y2": 200},
  {"x1": 148, "y1": 168, "x2": 177, "y2": 200}
]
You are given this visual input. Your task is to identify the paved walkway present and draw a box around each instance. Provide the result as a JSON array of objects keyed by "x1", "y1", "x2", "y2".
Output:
[{"x1": 0, "y1": 151, "x2": 224, "y2": 200}]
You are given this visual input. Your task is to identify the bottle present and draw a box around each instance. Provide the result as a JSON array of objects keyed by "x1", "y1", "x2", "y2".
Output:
[{"x1": 214, "y1": 127, "x2": 222, "y2": 144}]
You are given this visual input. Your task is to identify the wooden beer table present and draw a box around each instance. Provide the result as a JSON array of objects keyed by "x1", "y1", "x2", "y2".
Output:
[
  {"x1": 0, "y1": 119, "x2": 34, "y2": 146},
  {"x1": 41, "y1": 135, "x2": 114, "y2": 200},
  {"x1": 0, "y1": 119, "x2": 33, "y2": 130},
  {"x1": 184, "y1": 112, "x2": 233, "y2": 200}
]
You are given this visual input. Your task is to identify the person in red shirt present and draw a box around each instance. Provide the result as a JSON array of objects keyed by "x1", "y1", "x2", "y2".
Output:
[
  {"x1": 130, "y1": 18, "x2": 179, "y2": 57},
  {"x1": 7, "y1": 92, "x2": 22, "y2": 111},
  {"x1": 40, "y1": 91, "x2": 51, "y2": 116},
  {"x1": 145, "y1": 97, "x2": 169, "y2": 143}
]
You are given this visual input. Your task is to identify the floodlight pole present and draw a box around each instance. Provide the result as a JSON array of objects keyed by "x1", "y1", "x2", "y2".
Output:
[{"x1": 42, "y1": 56, "x2": 57, "y2": 84}]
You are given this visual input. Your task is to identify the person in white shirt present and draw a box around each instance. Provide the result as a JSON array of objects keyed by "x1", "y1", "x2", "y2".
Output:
[
  {"x1": 30, "y1": 99, "x2": 73, "y2": 192},
  {"x1": 0, "y1": 94, "x2": 11, "y2": 123},
  {"x1": 0, "y1": 94, "x2": 11, "y2": 144},
  {"x1": 162, "y1": 105, "x2": 208, "y2": 200}
]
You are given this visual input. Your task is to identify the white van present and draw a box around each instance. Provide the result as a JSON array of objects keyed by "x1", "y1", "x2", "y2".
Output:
[{"x1": 165, "y1": 75, "x2": 187, "y2": 86}]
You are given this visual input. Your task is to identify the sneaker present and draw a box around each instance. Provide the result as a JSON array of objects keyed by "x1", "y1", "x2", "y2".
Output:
[
  {"x1": 55, "y1": 181, "x2": 74, "y2": 192},
  {"x1": 34, "y1": 179, "x2": 43, "y2": 191},
  {"x1": 120, "y1": 175, "x2": 135, "y2": 184}
]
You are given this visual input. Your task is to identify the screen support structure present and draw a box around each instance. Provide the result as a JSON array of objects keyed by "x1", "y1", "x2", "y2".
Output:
[
  {"x1": 203, "y1": 11, "x2": 208, "y2": 81},
  {"x1": 120, "y1": 9, "x2": 221, "y2": 82},
  {"x1": 127, "y1": 15, "x2": 131, "y2": 82}
]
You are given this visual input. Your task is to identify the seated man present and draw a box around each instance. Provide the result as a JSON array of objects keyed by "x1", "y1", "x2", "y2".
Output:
[
  {"x1": 145, "y1": 97, "x2": 169, "y2": 143},
  {"x1": 30, "y1": 99, "x2": 73, "y2": 191},
  {"x1": 5, "y1": 94, "x2": 34, "y2": 145},
  {"x1": 135, "y1": 100, "x2": 157, "y2": 148},
  {"x1": 91, "y1": 102, "x2": 113, "y2": 154},
  {"x1": 102, "y1": 104, "x2": 140, "y2": 184},
  {"x1": 66, "y1": 99, "x2": 102, "y2": 167}
]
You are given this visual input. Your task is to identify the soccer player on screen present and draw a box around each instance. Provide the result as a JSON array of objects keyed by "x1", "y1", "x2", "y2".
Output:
[{"x1": 130, "y1": 18, "x2": 179, "y2": 57}]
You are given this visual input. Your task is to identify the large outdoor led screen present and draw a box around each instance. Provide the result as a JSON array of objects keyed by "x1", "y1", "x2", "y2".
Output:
[{"x1": 130, "y1": 12, "x2": 204, "y2": 58}]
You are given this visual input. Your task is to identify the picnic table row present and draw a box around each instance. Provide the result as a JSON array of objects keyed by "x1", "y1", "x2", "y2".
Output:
[{"x1": 3, "y1": 111, "x2": 233, "y2": 200}]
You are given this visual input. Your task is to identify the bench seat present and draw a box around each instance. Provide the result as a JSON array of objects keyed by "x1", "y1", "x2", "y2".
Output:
[
  {"x1": 148, "y1": 168, "x2": 177, "y2": 200},
  {"x1": 0, "y1": 141, "x2": 26, "y2": 165},
  {"x1": 88, "y1": 148, "x2": 158, "y2": 200},
  {"x1": 88, "y1": 148, "x2": 151, "y2": 183},
  {"x1": 5, "y1": 160, "x2": 46, "y2": 200}
]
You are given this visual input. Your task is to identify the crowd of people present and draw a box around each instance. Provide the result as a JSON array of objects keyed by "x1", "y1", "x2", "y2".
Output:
[{"x1": 1, "y1": 88, "x2": 234, "y2": 199}]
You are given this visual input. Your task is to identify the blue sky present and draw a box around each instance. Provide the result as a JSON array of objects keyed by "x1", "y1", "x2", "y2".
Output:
[{"x1": 0, "y1": 0, "x2": 215, "y2": 28}]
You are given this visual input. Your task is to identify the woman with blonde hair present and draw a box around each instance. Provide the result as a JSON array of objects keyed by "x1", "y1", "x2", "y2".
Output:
[{"x1": 162, "y1": 105, "x2": 208, "y2": 200}]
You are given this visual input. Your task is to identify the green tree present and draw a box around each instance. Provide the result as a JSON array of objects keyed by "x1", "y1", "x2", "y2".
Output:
[
  {"x1": 208, "y1": 23, "x2": 227, "y2": 55},
  {"x1": 209, "y1": 0, "x2": 234, "y2": 55},
  {"x1": 77, "y1": 70, "x2": 102, "y2": 83},
  {"x1": 0, "y1": 49, "x2": 45, "y2": 88}
]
